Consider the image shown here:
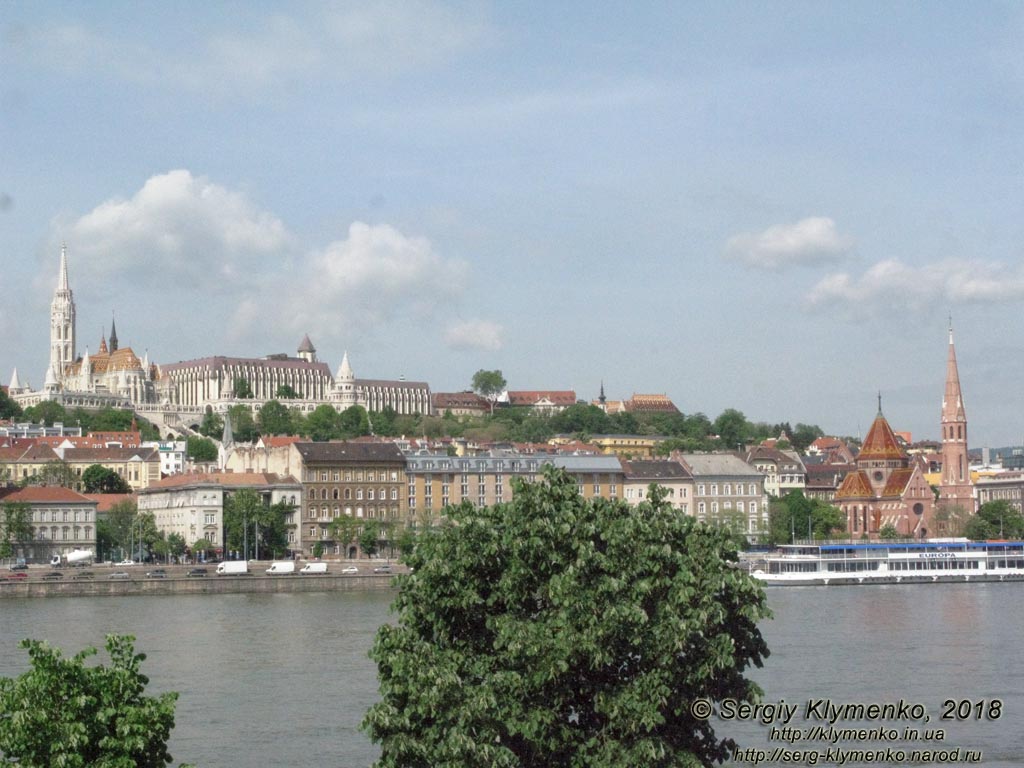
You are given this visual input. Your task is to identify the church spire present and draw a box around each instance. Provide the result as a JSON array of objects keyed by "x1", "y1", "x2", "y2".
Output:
[
  {"x1": 939, "y1": 321, "x2": 972, "y2": 512},
  {"x1": 109, "y1": 314, "x2": 119, "y2": 352},
  {"x1": 58, "y1": 242, "x2": 69, "y2": 291}
]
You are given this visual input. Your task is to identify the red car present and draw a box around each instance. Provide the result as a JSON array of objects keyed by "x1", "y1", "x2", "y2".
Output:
[{"x1": 3, "y1": 572, "x2": 27, "y2": 581}]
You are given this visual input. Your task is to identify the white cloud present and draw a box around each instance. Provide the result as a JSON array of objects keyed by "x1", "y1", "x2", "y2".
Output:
[
  {"x1": 444, "y1": 320, "x2": 505, "y2": 352},
  {"x1": 806, "y1": 258, "x2": 1024, "y2": 308},
  {"x1": 724, "y1": 217, "x2": 854, "y2": 270},
  {"x1": 62, "y1": 170, "x2": 292, "y2": 291},
  {"x1": 260, "y1": 221, "x2": 469, "y2": 340}
]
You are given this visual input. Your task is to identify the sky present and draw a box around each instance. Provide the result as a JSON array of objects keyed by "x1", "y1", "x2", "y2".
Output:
[{"x1": 3, "y1": 2, "x2": 1024, "y2": 447}]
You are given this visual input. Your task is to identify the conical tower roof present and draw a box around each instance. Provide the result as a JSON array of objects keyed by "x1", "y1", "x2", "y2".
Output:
[
  {"x1": 298, "y1": 334, "x2": 315, "y2": 353},
  {"x1": 9, "y1": 368, "x2": 21, "y2": 391},
  {"x1": 942, "y1": 325, "x2": 966, "y2": 423},
  {"x1": 58, "y1": 243, "x2": 69, "y2": 291},
  {"x1": 337, "y1": 351, "x2": 353, "y2": 379},
  {"x1": 858, "y1": 403, "x2": 905, "y2": 461},
  {"x1": 109, "y1": 316, "x2": 118, "y2": 352}
]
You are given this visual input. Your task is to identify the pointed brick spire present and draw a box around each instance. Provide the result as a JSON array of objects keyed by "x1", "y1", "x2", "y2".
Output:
[{"x1": 940, "y1": 321, "x2": 972, "y2": 505}]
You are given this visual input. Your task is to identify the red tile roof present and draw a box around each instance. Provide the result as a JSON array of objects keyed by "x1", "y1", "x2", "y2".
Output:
[
  {"x1": 0, "y1": 486, "x2": 95, "y2": 503},
  {"x1": 507, "y1": 391, "x2": 577, "y2": 407},
  {"x1": 858, "y1": 413, "x2": 906, "y2": 461}
]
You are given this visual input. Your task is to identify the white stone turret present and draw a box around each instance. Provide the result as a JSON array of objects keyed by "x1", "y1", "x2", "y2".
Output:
[
  {"x1": 80, "y1": 347, "x2": 91, "y2": 390},
  {"x1": 332, "y1": 351, "x2": 357, "y2": 408},
  {"x1": 8, "y1": 368, "x2": 23, "y2": 394},
  {"x1": 49, "y1": 243, "x2": 77, "y2": 385},
  {"x1": 43, "y1": 363, "x2": 59, "y2": 394}
]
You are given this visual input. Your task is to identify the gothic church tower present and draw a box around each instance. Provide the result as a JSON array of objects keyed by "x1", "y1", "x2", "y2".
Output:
[
  {"x1": 49, "y1": 244, "x2": 76, "y2": 385},
  {"x1": 939, "y1": 323, "x2": 973, "y2": 512}
]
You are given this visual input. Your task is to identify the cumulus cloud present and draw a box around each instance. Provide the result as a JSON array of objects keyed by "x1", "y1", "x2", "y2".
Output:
[
  {"x1": 724, "y1": 217, "x2": 854, "y2": 270},
  {"x1": 444, "y1": 320, "x2": 505, "y2": 352},
  {"x1": 254, "y1": 221, "x2": 469, "y2": 340},
  {"x1": 62, "y1": 170, "x2": 292, "y2": 291},
  {"x1": 806, "y1": 258, "x2": 1024, "y2": 308}
]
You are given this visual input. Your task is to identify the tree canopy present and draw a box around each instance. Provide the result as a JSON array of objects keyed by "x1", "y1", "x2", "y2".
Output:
[
  {"x1": 81, "y1": 464, "x2": 131, "y2": 494},
  {"x1": 964, "y1": 500, "x2": 1024, "y2": 540},
  {"x1": 472, "y1": 369, "x2": 507, "y2": 414},
  {"x1": 768, "y1": 491, "x2": 845, "y2": 545},
  {"x1": 186, "y1": 435, "x2": 218, "y2": 462},
  {"x1": 0, "y1": 502, "x2": 33, "y2": 559},
  {"x1": 0, "y1": 635, "x2": 187, "y2": 767},
  {"x1": 363, "y1": 468, "x2": 770, "y2": 767}
]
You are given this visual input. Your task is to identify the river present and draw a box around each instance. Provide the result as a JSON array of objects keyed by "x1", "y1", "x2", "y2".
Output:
[{"x1": 0, "y1": 584, "x2": 1021, "y2": 767}]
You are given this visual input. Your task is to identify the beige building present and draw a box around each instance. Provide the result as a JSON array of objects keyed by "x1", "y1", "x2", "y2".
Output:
[
  {"x1": 674, "y1": 452, "x2": 769, "y2": 536},
  {"x1": 137, "y1": 472, "x2": 301, "y2": 556},
  {"x1": 0, "y1": 485, "x2": 98, "y2": 564},
  {"x1": 744, "y1": 446, "x2": 807, "y2": 499},
  {"x1": 404, "y1": 452, "x2": 625, "y2": 527},
  {"x1": 621, "y1": 459, "x2": 694, "y2": 514}
]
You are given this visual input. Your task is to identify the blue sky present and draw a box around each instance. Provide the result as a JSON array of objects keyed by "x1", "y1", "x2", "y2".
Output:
[{"x1": 3, "y1": 2, "x2": 1024, "y2": 447}]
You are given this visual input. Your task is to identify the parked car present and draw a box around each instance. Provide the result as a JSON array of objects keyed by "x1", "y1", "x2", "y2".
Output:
[
  {"x1": 341, "y1": 566, "x2": 359, "y2": 574},
  {"x1": 115, "y1": 559, "x2": 135, "y2": 567},
  {"x1": 373, "y1": 565, "x2": 393, "y2": 574},
  {"x1": 3, "y1": 572, "x2": 27, "y2": 581},
  {"x1": 8, "y1": 563, "x2": 28, "y2": 571},
  {"x1": 186, "y1": 568, "x2": 208, "y2": 578},
  {"x1": 109, "y1": 571, "x2": 131, "y2": 580},
  {"x1": 71, "y1": 571, "x2": 95, "y2": 580},
  {"x1": 41, "y1": 572, "x2": 64, "y2": 581},
  {"x1": 145, "y1": 569, "x2": 167, "y2": 579}
]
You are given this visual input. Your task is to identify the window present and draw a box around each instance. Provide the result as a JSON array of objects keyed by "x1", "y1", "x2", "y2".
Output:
[
  {"x1": 344, "y1": 488, "x2": 352, "y2": 500},
  {"x1": 710, "y1": 484, "x2": 718, "y2": 496},
  {"x1": 333, "y1": 471, "x2": 340, "y2": 481},
  {"x1": 320, "y1": 488, "x2": 328, "y2": 500},
  {"x1": 697, "y1": 484, "x2": 705, "y2": 496},
  {"x1": 309, "y1": 526, "x2": 316, "y2": 538},
  {"x1": 357, "y1": 489, "x2": 364, "y2": 500},
  {"x1": 308, "y1": 488, "x2": 315, "y2": 499},
  {"x1": 368, "y1": 489, "x2": 375, "y2": 500},
  {"x1": 321, "y1": 471, "x2": 328, "y2": 482},
  {"x1": 332, "y1": 488, "x2": 339, "y2": 500},
  {"x1": 724, "y1": 484, "x2": 732, "y2": 495}
]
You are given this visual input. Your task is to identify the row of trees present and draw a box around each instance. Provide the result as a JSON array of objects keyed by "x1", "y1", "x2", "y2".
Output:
[{"x1": 17, "y1": 402, "x2": 161, "y2": 440}]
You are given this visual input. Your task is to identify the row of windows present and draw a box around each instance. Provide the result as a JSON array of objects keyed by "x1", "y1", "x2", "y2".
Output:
[
  {"x1": 29, "y1": 509, "x2": 93, "y2": 523},
  {"x1": 308, "y1": 487, "x2": 399, "y2": 501},
  {"x1": 33, "y1": 526, "x2": 92, "y2": 540},
  {"x1": 697, "y1": 501, "x2": 759, "y2": 515},
  {"x1": 308, "y1": 469, "x2": 401, "y2": 482},
  {"x1": 696, "y1": 483, "x2": 759, "y2": 496},
  {"x1": 307, "y1": 505, "x2": 400, "y2": 521}
]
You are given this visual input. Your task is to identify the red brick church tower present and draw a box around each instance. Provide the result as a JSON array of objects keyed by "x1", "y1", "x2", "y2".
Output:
[{"x1": 939, "y1": 323, "x2": 974, "y2": 512}]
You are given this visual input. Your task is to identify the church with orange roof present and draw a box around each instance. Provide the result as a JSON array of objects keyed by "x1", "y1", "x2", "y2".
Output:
[{"x1": 835, "y1": 397, "x2": 936, "y2": 538}]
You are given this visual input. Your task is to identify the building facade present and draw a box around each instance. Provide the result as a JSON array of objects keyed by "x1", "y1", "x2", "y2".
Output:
[
  {"x1": 0, "y1": 485, "x2": 98, "y2": 563},
  {"x1": 621, "y1": 459, "x2": 694, "y2": 514},
  {"x1": 291, "y1": 441, "x2": 407, "y2": 558},
  {"x1": 674, "y1": 452, "x2": 769, "y2": 535},
  {"x1": 744, "y1": 446, "x2": 807, "y2": 499},
  {"x1": 834, "y1": 405, "x2": 936, "y2": 538},
  {"x1": 138, "y1": 472, "x2": 301, "y2": 556}
]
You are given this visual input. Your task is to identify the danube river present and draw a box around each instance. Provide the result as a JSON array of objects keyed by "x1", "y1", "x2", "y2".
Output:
[{"x1": 1, "y1": 584, "x2": 1022, "y2": 767}]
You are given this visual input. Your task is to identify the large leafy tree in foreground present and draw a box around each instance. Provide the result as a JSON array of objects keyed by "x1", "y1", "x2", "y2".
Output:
[
  {"x1": 363, "y1": 469, "x2": 771, "y2": 768},
  {"x1": 0, "y1": 634, "x2": 187, "y2": 767}
]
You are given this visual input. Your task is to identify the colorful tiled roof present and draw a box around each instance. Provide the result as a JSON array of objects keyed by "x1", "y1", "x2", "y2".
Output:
[
  {"x1": 507, "y1": 391, "x2": 577, "y2": 407},
  {"x1": 835, "y1": 470, "x2": 874, "y2": 499},
  {"x1": 0, "y1": 486, "x2": 95, "y2": 503},
  {"x1": 857, "y1": 412, "x2": 906, "y2": 461}
]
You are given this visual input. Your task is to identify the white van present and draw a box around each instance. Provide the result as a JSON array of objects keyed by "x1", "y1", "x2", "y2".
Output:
[
  {"x1": 266, "y1": 561, "x2": 295, "y2": 575},
  {"x1": 299, "y1": 562, "x2": 328, "y2": 575}
]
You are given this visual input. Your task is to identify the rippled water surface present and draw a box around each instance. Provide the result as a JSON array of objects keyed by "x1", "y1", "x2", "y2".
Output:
[{"x1": 1, "y1": 584, "x2": 1021, "y2": 767}]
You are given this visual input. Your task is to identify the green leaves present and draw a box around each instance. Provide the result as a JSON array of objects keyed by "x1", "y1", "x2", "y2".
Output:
[
  {"x1": 0, "y1": 635, "x2": 182, "y2": 767},
  {"x1": 363, "y1": 467, "x2": 771, "y2": 768}
]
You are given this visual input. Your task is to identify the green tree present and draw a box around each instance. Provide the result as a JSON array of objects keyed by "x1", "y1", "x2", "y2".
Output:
[
  {"x1": 0, "y1": 502, "x2": 33, "y2": 560},
  {"x1": 471, "y1": 369, "x2": 507, "y2": 415},
  {"x1": 223, "y1": 488, "x2": 262, "y2": 557},
  {"x1": 975, "y1": 500, "x2": 1024, "y2": 539},
  {"x1": 0, "y1": 387, "x2": 22, "y2": 419},
  {"x1": 713, "y1": 408, "x2": 750, "y2": 450},
  {"x1": 81, "y1": 464, "x2": 131, "y2": 493},
  {"x1": 358, "y1": 519, "x2": 382, "y2": 558},
  {"x1": 305, "y1": 404, "x2": 343, "y2": 441},
  {"x1": 768, "y1": 491, "x2": 844, "y2": 545},
  {"x1": 167, "y1": 532, "x2": 187, "y2": 560},
  {"x1": 198, "y1": 407, "x2": 224, "y2": 439},
  {"x1": 275, "y1": 383, "x2": 300, "y2": 399},
  {"x1": 233, "y1": 377, "x2": 255, "y2": 398},
  {"x1": 0, "y1": 635, "x2": 186, "y2": 768},
  {"x1": 329, "y1": 514, "x2": 360, "y2": 554},
  {"x1": 370, "y1": 407, "x2": 398, "y2": 436},
  {"x1": 879, "y1": 523, "x2": 900, "y2": 540},
  {"x1": 363, "y1": 468, "x2": 770, "y2": 767},
  {"x1": 22, "y1": 400, "x2": 67, "y2": 427},
  {"x1": 104, "y1": 499, "x2": 139, "y2": 559},
  {"x1": 258, "y1": 400, "x2": 294, "y2": 436},
  {"x1": 227, "y1": 404, "x2": 258, "y2": 443},
  {"x1": 339, "y1": 405, "x2": 371, "y2": 438},
  {"x1": 186, "y1": 435, "x2": 218, "y2": 462}
]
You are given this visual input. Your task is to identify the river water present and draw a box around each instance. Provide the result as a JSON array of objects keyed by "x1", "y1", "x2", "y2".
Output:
[{"x1": 0, "y1": 584, "x2": 1021, "y2": 767}]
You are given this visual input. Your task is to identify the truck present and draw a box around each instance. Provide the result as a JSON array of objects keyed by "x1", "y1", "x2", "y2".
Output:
[
  {"x1": 266, "y1": 561, "x2": 295, "y2": 575},
  {"x1": 50, "y1": 549, "x2": 95, "y2": 568},
  {"x1": 216, "y1": 561, "x2": 249, "y2": 576},
  {"x1": 299, "y1": 562, "x2": 328, "y2": 575}
]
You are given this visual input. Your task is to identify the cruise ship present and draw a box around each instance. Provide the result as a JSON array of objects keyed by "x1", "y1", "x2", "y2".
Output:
[{"x1": 750, "y1": 539, "x2": 1024, "y2": 586}]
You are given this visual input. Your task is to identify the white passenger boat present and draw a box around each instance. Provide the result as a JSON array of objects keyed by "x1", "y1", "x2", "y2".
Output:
[{"x1": 750, "y1": 539, "x2": 1024, "y2": 586}]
